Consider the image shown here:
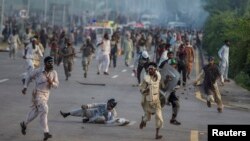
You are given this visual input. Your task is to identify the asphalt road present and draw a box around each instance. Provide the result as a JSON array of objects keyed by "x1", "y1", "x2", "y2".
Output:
[{"x1": 0, "y1": 47, "x2": 249, "y2": 141}]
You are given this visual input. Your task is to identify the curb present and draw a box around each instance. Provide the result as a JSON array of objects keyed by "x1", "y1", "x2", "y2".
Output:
[
  {"x1": 0, "y1": 49, "x2": 9, "y2": 52},
  {"x1": 195, "y1": 89, "x2": 232, "y2": 108},
  {"x1": 195, "y1": 90, "x2": 250, "y2": 111}
]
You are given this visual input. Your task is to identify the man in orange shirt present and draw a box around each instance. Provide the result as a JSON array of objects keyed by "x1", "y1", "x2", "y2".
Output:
[{"x1": 184, "y1": 41, "x2": 194, "y2": 79}]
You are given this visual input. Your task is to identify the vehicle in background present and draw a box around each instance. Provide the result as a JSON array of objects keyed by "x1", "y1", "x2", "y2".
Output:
[
  {"x1": 83, "y1": 26, "x2": 113, "y2": 45},
  {"x1": 167, "y1": 21, "x2": 188, "y2": 30},
  {"x1": 95, "y1": 27, "x2": 113, "y2": 44},
  {"x1": 140, "y1": 14, "x2": 159, "y2": 28}
]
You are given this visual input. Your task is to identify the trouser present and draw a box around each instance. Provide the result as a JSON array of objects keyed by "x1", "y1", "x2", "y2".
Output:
[
  {"x1": 70, "y1": 108, "x2": 86, "y2": 117},
  {"x1": 177, "y1": 64, "x2": 187, "y2": 86},
  {"x1": 98, "y1": 54, "x2": 110, "y2": 73},
  {"x1": 57, "y1": 56, "x2": 62, "y2": 66},
  {"x1": 124, "y1": 51, "x2": 132, "y2": 65},
  {"x1": 206, "y1": 82, "x2": 224, "y2": 109},
  {"x1": 82, "y1": 56, "x2": 92, "y2": 73},
  {"x1": 168, "y1": 92, "x2": 180, "y2": 119},
  {"x1": 9, "y1": 44, "x2": 17, "y2": 59},
  {"x1": 186, "y1": 62, "x2": 193, "y2": 75},
  {"x1": 137, "y1": 65, "x2": 144, "y2": 84},
  {"x1": 171, "y1": 101, "x2": 180, "y2": 119},
  {"x1": 220, "y1": 62, "x2": 229, "y2": 83},
  {"x1": 25, "y1": 100, "x2": 49, "y2": 133},
  {"x1": 42, "y1": 42, "x2": 47, "y2": 50},
  {"x1": 22, "y1": 59, "x2": 35, "y2": 80},
  {"x1": 23, "y1": 43, "x2": 28, "y2": 56},
  {"x1": 50, "y1": 50, "x2": 59, "y2": 64},
  {"x1": 110, "y1": 53, "x2": 117, "y2": 67},
  {"x1": 146, "y1": 44, "x2": 152, "y2": 52},
  {"x1": 63, "y1": 60, "x2": 73, "y2": 78},
  {"x1": 141, "y1": 98, "x2": 163, "y2": 128},
  {"x1": 133, "y1": 52, "x2": 140, "y2": 67},
  {"x1": 70, "y1": 108, "x2": 103, "y2": 123}
]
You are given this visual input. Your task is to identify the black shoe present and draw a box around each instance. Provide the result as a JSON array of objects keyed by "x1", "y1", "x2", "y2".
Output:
[
  {"x1": 139, "y1": 116, "x2": 146, "y2": 129},
  {"x1": 155, "y1": 135, "x2": 163, "y2": 140},
  {"x1": 207, "y1": 100, "x2": 211, "y2": 108},
  {"x1": 84, "y1": 73, "x2": 87, "y2": 78},
  {"x1": 20, "y1": 121, "x2": 26, "y2": 135},
  {"x1": 43, "y1": 132, "x2": 52, "y2": 141},
  {"x1": 170, "y1": 119, "x2": 181, "y2": 125},
  {"x1": 22, "y1": 78, "x2": 25, "y2": 85},
  {"x1": 182, "y1": 81, "x2": 186, "y2": 87},
  {"x1": 125, "y1": 62, "x2": 129, "y2": 67},
  {"x1": 104, "y1": 72, "x2": 109, "y2": 75},
  {"x1": 60, "y1": 111, "x2": 69, "y2": 118},
  {"x1": 82, "y1": 118, "x2": 89, "y2": 123},
  {"x1": 97, "y1": 72, "x2": 100, "y2": 75}
]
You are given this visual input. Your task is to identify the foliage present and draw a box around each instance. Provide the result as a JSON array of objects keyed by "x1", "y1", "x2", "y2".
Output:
[
  {"x1": 235, "y1": 71, "x2": 250, "y2": 90},
  {"x1": 203, "y1": 0, "x2": 250, "y2": 90}
]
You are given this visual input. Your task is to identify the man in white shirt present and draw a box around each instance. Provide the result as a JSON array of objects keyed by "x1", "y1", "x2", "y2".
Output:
[
  {"x1": 218, "y1": 40, "x2": 230, "y2": 84},
  {"x1": 22, "y1": 38, "x2": 43, "y2": 84},
  {"x1": 97, "y1": 33, "x2": 111, "y2": 75},
  {"x1": 8, "y1": 30, "x2": 21, "y2": 59}
]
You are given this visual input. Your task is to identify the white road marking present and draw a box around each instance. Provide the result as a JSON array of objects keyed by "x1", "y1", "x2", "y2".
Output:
[
  {"x1": 20, "y1": 73, "x2": 26, "y2": 76},
  {"x1": 121, "y1": 69, "x2": 127, "y2": 72},
  {"x1": 129, "y1": 65, "x2": 134, "y2": 68},
  {"x1": 199, "y1": 132, "x2": 205, "y2": 135},
  {"x1": 0, "y1": 79, "x2": 9, "y2": 83},
  {"x1": 190, "y1": 130, "x2": 199, "y2": 141},
  {"x1": 112, "y1": 75, "x2": 118, "y2": 78}
]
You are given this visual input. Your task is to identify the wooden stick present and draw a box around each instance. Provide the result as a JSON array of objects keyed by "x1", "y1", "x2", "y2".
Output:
[{"x1": 76, "y1": 81, "x2": 106, "y2": 86}]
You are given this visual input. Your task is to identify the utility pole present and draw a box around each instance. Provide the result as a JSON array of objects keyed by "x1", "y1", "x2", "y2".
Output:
[
  {"x1": 115, "y1": 0, "x2": 119, "y2": 22},
  {"x1": 62, "y1": 4, "x2": 66, "y2": 27},
  {"x1": 106, "y1": 0, "x2": 108, "y2": 20},
  {"x1": 52, "y1": 5, "x2": 55, "y2": 26},
  {"x1": 92, "y1": 0, "x2": 95, "y2": 20},
  {"x1": 0, "y1": 0, "x2": 5, "y2": 32},
  {"x1": 44, "y1": 0, "x2": 47, "y2": 22},
  {"x1": 70, "y1": 0, "x2": 74, "y2": 26},
  {"x1": 27, "y1": 0, "x2": 30, "y2": 16}
]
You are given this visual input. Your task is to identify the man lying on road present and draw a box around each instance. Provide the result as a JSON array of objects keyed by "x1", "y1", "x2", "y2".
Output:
[{"x1": 60, "y1": 98, "x2": 130, "y2": 126}]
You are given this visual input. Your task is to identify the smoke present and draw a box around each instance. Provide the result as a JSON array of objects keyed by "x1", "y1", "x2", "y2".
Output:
[
  {"x1": 1, "y1": 0, "x2": 208, "y2": 28},
  {"x1": 100, "y1": 0, "x2": 209, "y2": 28},
  {"x1": 164, "y1": 0, "x2": 209, "y2": 28}
]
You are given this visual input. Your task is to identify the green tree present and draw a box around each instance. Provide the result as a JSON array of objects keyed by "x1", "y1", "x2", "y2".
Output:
[{"x1": 203, "y1": 0, "x2": 250, "y2": 90}]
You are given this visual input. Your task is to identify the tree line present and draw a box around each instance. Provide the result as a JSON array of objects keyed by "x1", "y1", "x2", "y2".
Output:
[{"x1": 203, "y1": 0, "x2": 250, "y2": 90}]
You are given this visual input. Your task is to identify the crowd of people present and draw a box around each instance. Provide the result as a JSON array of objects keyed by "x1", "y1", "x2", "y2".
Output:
[{"x1": 1, "y1": 18, "x2": 232, "y2": 140}]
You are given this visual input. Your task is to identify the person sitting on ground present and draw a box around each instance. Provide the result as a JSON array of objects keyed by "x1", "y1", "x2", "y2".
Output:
[{"x1": 60, "y1": 98, "x2": 118, "y2": 124}]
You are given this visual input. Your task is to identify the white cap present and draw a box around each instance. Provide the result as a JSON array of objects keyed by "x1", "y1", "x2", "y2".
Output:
[
  {"x1": 142, "y1": 51, "x2": 149, "y2": 58},
  {"x1": 86, "y1": 36, "x2": 91, "y2": 40}
]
